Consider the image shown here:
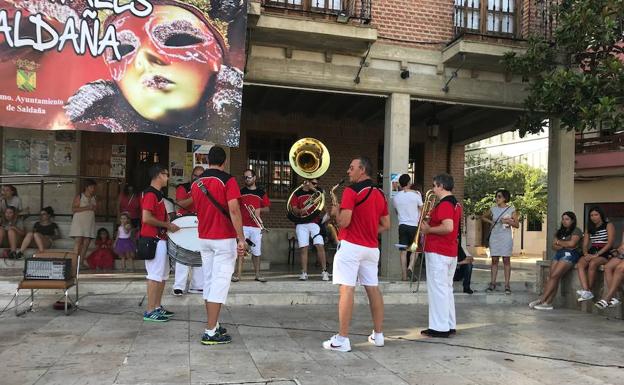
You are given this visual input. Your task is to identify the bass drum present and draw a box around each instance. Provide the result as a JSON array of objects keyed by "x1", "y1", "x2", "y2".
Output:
[{"x1": 167, "y1": 215, "x2": 202, "y2": 267}]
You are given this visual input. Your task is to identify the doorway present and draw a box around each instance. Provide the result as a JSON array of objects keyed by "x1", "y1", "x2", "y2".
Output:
[{"x1": 126, "y1": 133, "x2": 169, "y2": 192}]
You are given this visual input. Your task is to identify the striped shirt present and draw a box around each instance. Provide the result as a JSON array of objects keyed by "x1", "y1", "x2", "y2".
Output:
[{"x1": 589, "y1": 222, "x2": 609, "y2": 247}]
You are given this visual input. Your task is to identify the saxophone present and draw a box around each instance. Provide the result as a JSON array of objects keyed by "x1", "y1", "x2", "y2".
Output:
[{"x1": 326, "y1": 179, "x2": 345, "y2": 244}]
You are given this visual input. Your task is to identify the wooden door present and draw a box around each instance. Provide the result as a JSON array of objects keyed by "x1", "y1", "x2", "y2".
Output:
[
  {"x1": 80, "y1": 132, "x2": 127, "y2": 219},
  {"x1": 125, "y1": 133, "x2": 169, "y2": 192}
]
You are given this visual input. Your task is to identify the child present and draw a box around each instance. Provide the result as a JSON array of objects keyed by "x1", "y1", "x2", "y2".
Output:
[
  {"x1": 114, "y1": 213, "x2": 136, "y2": 271},
  {"x1": 87, "y1": 228, "x2": 115, "y2": 270}
]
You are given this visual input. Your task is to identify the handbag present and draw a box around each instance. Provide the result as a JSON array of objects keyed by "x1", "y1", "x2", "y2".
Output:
[
  {"x1": 484, "y1": 206, "x2": 511, "y2": 248},
  {"x1": 136, "y1": 236, "x2": 159, "y2": 260}
]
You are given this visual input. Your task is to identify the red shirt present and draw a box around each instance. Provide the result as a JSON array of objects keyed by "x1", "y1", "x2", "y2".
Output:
[
  {"x1": 424, "y1": 196, "x2": 462, "y2": 257},
  {"x1": 119, "y1": 192, "x2": 141, "y2": 220},
  {"x1": 175, "y1": 183, "x2": 194, "y2": 216},
  {"x1": 338, "y1": 180, "x2": 388, "y2": 248},
  {"x1": 191, "y1": 169, "x2": 241, "y2": 239},
  {"x1": 291, "y1": 187, "x2": 323, "y2": 224},
  {"x1": 140, "y1": 187, "x2": 168, "y2": 240},
  {"x1": 240, "y1": 187, "x2": 270, "y2": 228}
]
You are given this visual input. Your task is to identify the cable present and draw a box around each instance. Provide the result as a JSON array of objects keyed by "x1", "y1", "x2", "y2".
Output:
[
  {"x1": 73, "y1": 306, "x2": 624, "y2": 370},
  {"x1": 0, "y1": 290, "x2": 39, "y2": 317}
]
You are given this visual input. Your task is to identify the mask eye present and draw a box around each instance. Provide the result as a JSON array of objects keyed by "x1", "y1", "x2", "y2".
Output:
[
  {"x1": 109, "y1": 30, "x2": 138, "y2": 61},
  {"x1": 164, "y1": 33, "x2": 204, "y2": 47},
  {"x1": 118, "y1": 44, "x2": 136, "y2": 57},
  {"x1": 153, "y1": 20, "x2": 207, "y2": 48}
]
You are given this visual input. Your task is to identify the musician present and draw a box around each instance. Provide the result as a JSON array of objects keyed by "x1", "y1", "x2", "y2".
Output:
[
  {"x1": 191, "y1": 146, "x2": 246, "y2": 345},
  {"x1": 323, "y1": 157, "x2": 390, "y2": 352},
  {"x1": 392, "y1": 174, "x2": 423, "y2": 281},
  {"x1": 291, "y1": 178, "x2": 329, "y2": 281},
  {"x1": 172, "y1": 166, "x2": 205, "y2": 296},
  {"x1": 233, "y1": 169, "x2": 270, "y2": 282},
  {"x1": 420, "y1": 173, "x2": 462, "y2": 338},
  {"x1": 141, "y1": 164, "x2": 180, "y2": 323}
]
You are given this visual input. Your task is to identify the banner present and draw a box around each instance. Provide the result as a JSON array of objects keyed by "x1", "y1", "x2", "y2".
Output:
[{"x1": 0, "y1": 0, "x2": 247, "y2": 146}]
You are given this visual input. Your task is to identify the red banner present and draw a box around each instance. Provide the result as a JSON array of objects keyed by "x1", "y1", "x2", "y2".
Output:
[{"x1": 0, "y1": 0, "x2": 246, "y2": 146}]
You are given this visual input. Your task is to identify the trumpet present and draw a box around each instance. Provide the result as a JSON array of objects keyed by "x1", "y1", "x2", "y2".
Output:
[
  {"x1": 244, "y1": 203, "x2": 268, "y2": 233},
  {"x1": 407, "y1": 190, "x2": 436, "y2": 253}
]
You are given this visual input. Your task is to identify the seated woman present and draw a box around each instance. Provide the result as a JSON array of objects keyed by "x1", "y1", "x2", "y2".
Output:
[
  {"x1": 595, "y1": 241, "x2": 624, "y2": 309},
  {"x1": 529, "y1": 212, "x2": 583, "y2": 310},
  {"x1": 577, "y1": 206, "x2": 615, "y2": 302},
  {"x1": 16, "y1": 206, "x2": 60, "y2": 258},
  {"x1": 0, "y1": 206, "x2": 26, "y2": 258},
  {"x1": 0, "y1": 185, "x2": 23, "y2": 215}
]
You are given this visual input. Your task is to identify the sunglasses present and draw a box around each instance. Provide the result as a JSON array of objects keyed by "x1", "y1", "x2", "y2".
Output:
[
  {"x1": 244, "y1": 176, "x2": 254, "y2": 180},
  {"x1": 193, "y1": 174, "x2": 203, "y2": 178}
]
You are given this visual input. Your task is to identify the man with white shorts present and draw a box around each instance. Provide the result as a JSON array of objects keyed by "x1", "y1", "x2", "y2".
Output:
[
  {"x1": 291, "y1": 178, "x2": 329, "y2": 281},
  {"x1": 323, "y1": 157, "x2": 390, "y2": 352},
  {"x1": 420, "y1": 173, "x2": 462, "y2": 338},
  {"x1": 233, "y1": 169, "x2": 270, "y2": 282},
  {"x1": 141, "y1": 164, "x2": 180, "y2": 323},
  {"x1": 191, "y1": 146, "x2": 246, "y2": 345}
]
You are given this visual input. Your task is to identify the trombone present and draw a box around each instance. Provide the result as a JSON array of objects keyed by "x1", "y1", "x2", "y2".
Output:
[
  {"x1": 244, "y1": 203, "x2": 268, "y2": 233},
  {"x1": 408, "y1": 189, "x2": 437, "y2": 292}
]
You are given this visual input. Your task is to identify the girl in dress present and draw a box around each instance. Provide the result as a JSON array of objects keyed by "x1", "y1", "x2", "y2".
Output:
[
  {"x1": 87, "y1": 228, "x2": 115, "y2": 271},
  {"x1": 114, "y1": 213, "x2": 136, "y2": 272}
]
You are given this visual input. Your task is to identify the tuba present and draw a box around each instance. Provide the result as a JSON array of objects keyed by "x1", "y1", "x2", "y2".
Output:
[
  {"x1": 407, "y1": 190, "x2": 437, "y2": 253},
  {"x1": 286, "y1": 138, "x2": 330, "y2": 224}
]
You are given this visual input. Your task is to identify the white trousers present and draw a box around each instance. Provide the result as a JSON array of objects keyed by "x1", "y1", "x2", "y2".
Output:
[
  {"x1": 173, "y1": 262, "x2": 204, "y2": 291},
  {"x1": 200, "y1": 238, "x2": 237, "y2": 304},
  {"x1": 425, "y1": 252, "x2": 457, "y2": 332}
]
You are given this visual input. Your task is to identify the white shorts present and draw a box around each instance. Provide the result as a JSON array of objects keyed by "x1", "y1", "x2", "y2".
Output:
[
  {"x1": 243, "y1": 226, "x2": 262, "y2": 256},
  {"x1": 200, "y1": 238, "x2": 237, "y2": 304},
  {"x1": 332, "y1": 240, "x2": 380, "y2": 287},
  {"x1": 296, "y1": 223, "x2": 324, "y2": 248},
  {"x1": 145, "y1": 240, "x2": 169, "y2": 282}
]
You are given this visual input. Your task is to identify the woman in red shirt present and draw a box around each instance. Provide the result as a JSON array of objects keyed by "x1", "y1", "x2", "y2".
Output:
[{"x1": 119, "y1": 184, "x2": 141, "y2": 229}]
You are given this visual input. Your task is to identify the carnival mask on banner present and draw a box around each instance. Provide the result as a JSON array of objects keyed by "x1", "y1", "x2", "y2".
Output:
[{"x1": 0, "y1": 0, "x2": 247, "y2": 146}]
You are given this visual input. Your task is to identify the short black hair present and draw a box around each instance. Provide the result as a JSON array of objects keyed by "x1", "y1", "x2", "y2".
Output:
[
  {"x1": 433, "y1": 173, "x2": 454, "y2": 191},
  {"x1": 244, "y1": 169, "x2": 256, "y2": 177},
  {"x1": 3, "y1": 184, "x2": 17, "y2": 196},
  {"x1": 42, "y1": 206, "x2": 55, "y2": 216},
  {"x1": 398, "y1": 174, "x2": 411, "y2": 188},
  {"x1": 148, "y1": 164, "x2": 167, "y2": 180},
  {"x1": 496, "y1": 189, "x2": 511, "y2": 203},
  {"x1": 83, "y1": 179, "x2": 96, "y2": 191},
  {"x1": 208, "y1": 146, "x2": 227, "y2": 166},
  {"x1": 354, "y1": 156, "x2": 373, "y2": 177}
]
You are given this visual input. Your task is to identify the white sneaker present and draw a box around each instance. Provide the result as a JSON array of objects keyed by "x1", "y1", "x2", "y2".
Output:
[
  {"x1": 368, "y1": 331, "x2": 384, "y2": 347},
  {"x1": 528, "y1": 299, "x2": 542, "y2": 309},
  {"x1": 322, "y1": 334, "x2": 351, "y2": 352},
  {"x1": 321, "y1": 270, "x2": 330, "y2": 281},
  {"x1": 578, "y1": 290, "x2": 594, "y2": 302},
  {"x1": 575, "y1": 289, "x2": 583, "y2": 296},
  {"x1": 299, "y1": 272, "x2": 308, "y2": 281},
  {"x1": 534, "y1": 303, "x2": 554, "y2": 310},
  {"x1": 187, "y1": 288, "x2": 203, "y2": 294},
  {"x1": 608, "y1": 298, "x2": 621, "y2": 307}
]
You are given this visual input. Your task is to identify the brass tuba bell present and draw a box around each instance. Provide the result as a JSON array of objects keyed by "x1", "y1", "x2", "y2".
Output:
[{"x1": 286, "y1": 138, "x2": 330, "y2": 224}]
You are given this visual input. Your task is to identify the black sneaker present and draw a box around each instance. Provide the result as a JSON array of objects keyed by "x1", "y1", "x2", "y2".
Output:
[
  {"x1": 201, "y1": 330, "x2": 232, "y2": 345},
  {"x1": 156, "y1": 306, "x2": 175, "y2": 317},
  {"x1": 172, "y1": 289, "x2": 184, "y2": 296},
  {"x1": 463, "y1": 287, "x2": 474, "y2": 294},
  {"x1": 8, "y1": 251, "x2": 17, "y2": 259},
  {"x1": 420, "y1": 329, "x2": 450, "y2": 338},
  {"x1": 217, "y1": 325, "x2": 228, "y2": 335},
  {"x1": 450, "y1": 329, "x2": 457, "y2": 335},
  {"x1": 15, "y1": 251, "x2": 23, "y2": 259}
]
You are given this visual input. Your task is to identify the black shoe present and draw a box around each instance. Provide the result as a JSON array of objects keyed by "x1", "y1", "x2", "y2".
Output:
[
  {"x1": 172, "y1": 289, "x2": 184, "y2": 296},
  {"x1": 449, "y1": 329, "x2": 456, "y2": 335},
  {"x1": 8, "y1": 251, "x2": 17, "y2": 259},
  {"x1": 15, "y1": 251, "x2": 23, "y2": 260},
  {"x1": 217, "y1": 325, "x2": 228, "y2": 335},
  {"x1": 463, "y1": 287, "x2": 474, "y2": 294},
  {"x1": 420, "y1": 329, "x2": 450, "y2": 338},
  {"x1": 201, "y1": 330, "x2": 232, "y2": 345}
]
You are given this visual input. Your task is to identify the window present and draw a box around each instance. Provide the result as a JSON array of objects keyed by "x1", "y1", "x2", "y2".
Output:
[
  {"x1": 247, "y1": 133, "x2": 296, "y2": 200},
  {"x1": 454, "y1": 0, "x2": 517, "y2": 36},
  {"x1": 487, "y1": 0, "x2": 515, "y2": 34},
  {"x1": 454, "y1": 0, "x2": 480, "y2": 31},
  {"x1": 527, "y1": 217, "x2": 543, "y2": 232}
]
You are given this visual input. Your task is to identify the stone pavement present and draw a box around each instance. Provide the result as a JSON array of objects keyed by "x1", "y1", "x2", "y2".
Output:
[{"x1": 0, "y1": 285, "x2": 623, "y2": 385}]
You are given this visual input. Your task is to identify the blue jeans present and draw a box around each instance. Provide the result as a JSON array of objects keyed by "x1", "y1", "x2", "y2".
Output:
[{"x1": 552, "y1": 249, "x2": 580, "y2": 264}]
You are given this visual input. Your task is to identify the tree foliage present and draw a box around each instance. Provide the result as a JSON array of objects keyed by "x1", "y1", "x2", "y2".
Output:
[
  {"x1": 463, "y1": 156, "x2": 548, "y2": 222},
  {"x1": 503, "y1": 0, "x2": 624, "y2": 136}
]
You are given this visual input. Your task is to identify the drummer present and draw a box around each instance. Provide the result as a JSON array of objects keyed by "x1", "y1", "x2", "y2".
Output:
[{"x1": 172, "y1": 166, "x2": 205, "y2": 296}]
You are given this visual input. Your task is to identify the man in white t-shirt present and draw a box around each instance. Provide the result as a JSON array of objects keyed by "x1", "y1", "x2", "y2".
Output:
[{"x1": 392, "y1": 174, "x2": 423, "y2": 281}]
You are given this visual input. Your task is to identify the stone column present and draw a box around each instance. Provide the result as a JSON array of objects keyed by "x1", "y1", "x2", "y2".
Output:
[
  {"x1": 546, "y1": 118, "x2": 575, "y2": 259},
  {"x1": 380, "y1": 93, "x2": 410, "y2": 279}
]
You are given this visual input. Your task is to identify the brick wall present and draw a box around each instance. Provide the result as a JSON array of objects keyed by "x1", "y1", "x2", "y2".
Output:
[
  {"x1": 422, "y1": 126, "x2": 465, "y2": 201},
  {"x1": 370, "y1": 0, "x2": 455, "y2": 48}
]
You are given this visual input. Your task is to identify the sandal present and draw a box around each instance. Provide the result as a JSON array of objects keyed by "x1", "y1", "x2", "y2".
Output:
[
  {"x1": 595, "y1": 299, "x2": 609, "y2": 309},
  {"x1": 254, "y1": 276, "x2": 267, "y2": 283},
  {"x1": 486, "y1": 283, "x2": 496, "y2": 292},
  {"x1": 505, "y1": 286, "x2": 511, "y2": 295},
  {"x1": 231, "y1": 276, "x2": 240, "y2": 282}
]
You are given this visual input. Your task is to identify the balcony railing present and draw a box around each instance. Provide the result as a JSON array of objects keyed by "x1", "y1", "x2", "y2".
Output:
[
  {"x1": 262, "y1": 0, "x2": 372, "y2": 24},
  {"x1": 453, "y1": 0, "x2": 557, "y2": 41},
  {"x1": 576, "y1": 132, "x2": 624, "y2": 154}
]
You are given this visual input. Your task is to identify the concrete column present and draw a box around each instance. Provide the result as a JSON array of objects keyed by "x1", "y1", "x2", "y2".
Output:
[
  {"x1": 546, "y1": 119, "x2": 575, "y2": 259},
  {"x1": 380, "y1": 93, "x2": 410, "y2": 279}
]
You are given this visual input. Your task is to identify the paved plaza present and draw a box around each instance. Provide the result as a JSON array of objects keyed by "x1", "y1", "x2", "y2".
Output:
[{"x1": 0, "y1": 279, "x2": 622, "y2": 385}]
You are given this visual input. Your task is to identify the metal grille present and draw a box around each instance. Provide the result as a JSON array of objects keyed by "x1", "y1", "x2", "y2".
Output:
[{"x1": 247, "y1": 134, "x2": 296, "y2": 200}]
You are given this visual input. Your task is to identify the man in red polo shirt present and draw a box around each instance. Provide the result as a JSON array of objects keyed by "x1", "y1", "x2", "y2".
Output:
[
  {"x1": 322, "y1": 157, "x2": 390, "y2": 353},
  {"x1": 141, "y1": 164, "x2": 180, "y2": 323},
  {"x1": 420, "y1": 173, "x2": 462, "y2": 338},
  {"x1": 232, "y1": 169, "x2": 270, "y2": 282},
  {"x1": 191, "y1": 146, "x2": 246, "y2": 345},
  {"x1": 172, "y1": 166, "x2": 205, "y2": 296}
]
